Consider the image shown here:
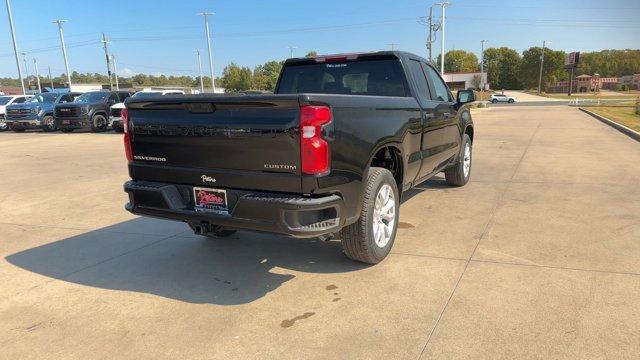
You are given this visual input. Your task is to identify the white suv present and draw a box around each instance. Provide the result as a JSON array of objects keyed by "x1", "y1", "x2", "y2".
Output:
[
  {"x1": 0, "y1": 95, "x2": 34, "y2": 131},
  {"x1": 110, "y1": 90, "x2": 185, "y2": 132},
  {"x1": 489, "y1": 94, "x2": 517, "y2": 104}
]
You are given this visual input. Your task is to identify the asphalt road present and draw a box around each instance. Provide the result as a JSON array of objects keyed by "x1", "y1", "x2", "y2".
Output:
[{"x1": 1, "y1": 106, "x2": 639, "y2": 359}]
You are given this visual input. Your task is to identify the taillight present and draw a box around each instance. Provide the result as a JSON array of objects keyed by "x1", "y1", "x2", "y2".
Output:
[
  {"x1": 300, "y1": 105, "x2": 331, "y2": 174},
  {"x1": 122, "y1": 107, "x2": 133, "y2": 162}
]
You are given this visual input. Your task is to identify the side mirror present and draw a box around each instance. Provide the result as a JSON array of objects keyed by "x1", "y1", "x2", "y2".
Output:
[{"x1": 457, "y1": 90, "x2": 475, "y2": 104}]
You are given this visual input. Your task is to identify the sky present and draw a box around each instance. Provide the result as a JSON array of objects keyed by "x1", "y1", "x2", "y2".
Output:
[{"x1": 0, "y1": 0, "x2": 638, "y2": 79}]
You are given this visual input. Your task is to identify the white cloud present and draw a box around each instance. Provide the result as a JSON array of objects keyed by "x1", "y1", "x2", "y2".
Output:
[{"x1": 120, "y1": 67, "x2": 138, "y2": 76}]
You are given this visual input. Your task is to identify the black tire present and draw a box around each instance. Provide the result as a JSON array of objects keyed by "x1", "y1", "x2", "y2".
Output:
[
  {"x1": 60, "y1": 128, "x2": 74, "y2": 133},
  {"x1": 41, "y1": 115, "x2": 57, "y2": 132},
  {"x1": 508, "y1": 99, "x2": 514, "y2": 103},
  {"x1": 340, "y1": 167, "x2": 399, "y2": 264},
  {"x1": 90, "y1": 114, "x2": 108, "y2": 132},
  {"x1": 444, "y1": 134, "x2": 472, "y2": 187},
  {"x1": 491, "y1": 99, "x2": 498, "y2": 103}
]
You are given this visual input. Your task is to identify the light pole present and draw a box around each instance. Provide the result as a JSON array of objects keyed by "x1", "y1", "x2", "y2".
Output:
[
  {"x1": 288, "y1": 45, "x2": 298, "y2": 59},
  {"x1": 21, "y1": 52, "x2": 29, "y2": 77},
  {"x1": 53, "y1": 20, "x2": 72, "y2": 89},
  {"x1": 196, "y1": 50, "x2": 204, "y2": 93},
  {"x1": 48, "y1": 66, "x2": 54, "y2": 89},
  {"x1": 197, "y1": 11, "x2": 215, "y2": 93},
  {"x1": 5, "y1": 0, "x2": 25, "y2": 94},
  {"x1": 102, "y1": 33, "x2": 113, "y2": 90},
  {"x1": 110, "y1": 55, "x2": 119, "y2": 90},
  {"x1": 480, "y1": 39, "x2": 487, "y2": 89},
  {"x1": 537, "y1": 40, "x2": 547, "y2": 95},
  {"x1": 437, "y1": 1, "x2": 451, "y2": 74},
  {"x1": 33, "y1": 58, "x2": 42, "y2": 93}
]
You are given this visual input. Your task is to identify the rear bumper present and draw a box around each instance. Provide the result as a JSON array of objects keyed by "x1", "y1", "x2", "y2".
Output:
[{"x1": 124, "y1": 180, "x2": 344, "y2": 238}]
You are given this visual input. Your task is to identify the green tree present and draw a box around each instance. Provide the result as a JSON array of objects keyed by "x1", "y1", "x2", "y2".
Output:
[
  {"x1": 519, "y1": 46, "x2": 566, "y2": 90},
  {"x1": 437, "y1": 50, "x2": 479, "y2": 72},
  {"x1": 306, "y1": 51, "x2": 318, "y2": 58},
  {"x1": 483, "y1": 47, "x2": 522, "y2": 90},
  {"x1": 252, "y1": 60, "x2": 283, "y2": 91},
  {"x1": 577, "y1": 49, "x2": 640, "y2": 77},
  {"x1": 220, "y1": 63, "x2": 253, "y2": 93}
]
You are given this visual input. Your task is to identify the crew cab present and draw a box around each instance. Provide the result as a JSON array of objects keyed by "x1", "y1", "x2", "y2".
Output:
[
  {"x1": 0, "y1": 95, "x2": 33, "y2": 131},
  {"x1": 110, "y1": 90, "x2": 185, "y2": 133},
  {"x1": 55, "y1": 90, "x2": 132, "y2": 132},
  {"x1": 5, "y1": 92, "x2": 81, "y2": 132},
  {"x1": 122, "y1": 51, "x2": 475, "y2": 264},
  {"x1": 489, "y1": 93, "x2": 517, "y2": 103}
]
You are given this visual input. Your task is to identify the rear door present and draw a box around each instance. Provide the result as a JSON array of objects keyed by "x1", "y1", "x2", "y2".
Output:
[
  {"x1": 423, "y1": 64, "x2": 460, "y2": 168},
  {"x1": 405, "y1": 58, "x2": 443, "y2": 180}
]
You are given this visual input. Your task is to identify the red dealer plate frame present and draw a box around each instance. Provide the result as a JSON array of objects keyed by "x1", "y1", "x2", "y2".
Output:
[{"x1": 193, "y1": 187, "x2": 228, "y2": 214}]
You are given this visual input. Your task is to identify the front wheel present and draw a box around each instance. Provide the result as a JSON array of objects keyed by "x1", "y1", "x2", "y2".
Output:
[
  {"x1": 491, "y1": 99, "x2": 498, "y2": 103},
  {"x1": 0, "y1": 120, "x2": 7, "y2": 132},
  {"x1": 444, "y1": 134, "x2": 472, "y2": 186},
  {"x1": 41, "y1": 115, "x2": 57, "y2": 132},
  {"x1": 340, "y1": 167, "x2": 399, "y2": 264},
  {"x1": 508, "y1": 99, "x2": 514, "y2": 103},
  {"x1": 90, "y1": 114, "x2": 108, "y2": 132}
]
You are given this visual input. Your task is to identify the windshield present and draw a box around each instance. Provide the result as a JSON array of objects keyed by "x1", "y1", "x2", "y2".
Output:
[
  {"x1": 277, "y1": 58, "x2": 408, "y2": 97},
  {"x1": 131, "y1": 92, "x2": 162, "y2": 99},
  {"x1": 28, "y1": 93, "x2": 59, "y2": 103},
  {"x1": 0, "y1": 96, "x2": 12, "y2": 105},
  {"x1": 75, "y1": 92, "x2": 108, "y2": 103}
]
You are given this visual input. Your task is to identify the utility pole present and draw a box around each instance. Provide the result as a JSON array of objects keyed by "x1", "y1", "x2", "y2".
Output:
[
  {"x1": 48, "y1": 66, "x2": 54, "y2": 89},
  {"x1": 480, "y1": 39, "x2": 487, "y2": 89},
  {"x1": 102, "y1": 33, "x2": 113, "y2": 90},
  {"x1": 5, "y1": 0, "x2": 26, "y2": 94},
  {"x1": 21, "y1": 52, "x2": 29, "y2": 77},
  {"x1": 537, "y1": 40, "x2": 547, "y2": 95},
  {"x1": 288, "y1": 45, "x2": 298, "y2": 58},
  {"x1": 197, "y1": 11, "x2": 215, "y2": 93},
  {"x1": 110, "y1": 55, "x2": 119, "y2": 90},
  {"x1": 33, "y1": 58, "x2": 42, "y2": 93},
  {"x1": 437, "y1": 1, "x2": 451, "y2": 74},
  {"x1": 53, "y1": 20, "x2": 72, "y2": 89},
  {"x1": 425, "y1": 5, "x2": 441, "y2": 64},
  {"x1": 196, "y1": 50, "x2": 204, "y2": 93}
]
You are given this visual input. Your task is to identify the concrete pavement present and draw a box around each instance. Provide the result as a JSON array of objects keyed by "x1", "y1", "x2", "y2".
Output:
[{"x1": 1, "y1": 106, "x2": 639, "y2": 359}]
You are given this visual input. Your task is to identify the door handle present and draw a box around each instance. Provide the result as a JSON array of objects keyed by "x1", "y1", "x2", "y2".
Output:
[{"x1": 423, "y1": 113, "x2": 434, "y2": 120}]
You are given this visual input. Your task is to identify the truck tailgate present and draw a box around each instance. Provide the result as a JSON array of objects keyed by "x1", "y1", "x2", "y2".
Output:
[{"x1": 126, "y1": 95, "x2": 303, "y2": 193}]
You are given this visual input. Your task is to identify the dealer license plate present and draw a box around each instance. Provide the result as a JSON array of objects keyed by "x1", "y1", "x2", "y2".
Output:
[{"x1": 193, "y1": 187, "x2": 228, "y2": 214}]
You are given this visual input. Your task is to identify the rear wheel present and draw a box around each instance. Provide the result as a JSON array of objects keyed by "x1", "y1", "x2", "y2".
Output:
[
  {"x1": 0, "y1": 120, "x2": 7, "y2": 132},
  {"x1": 491, "y1": 99, "x2": 498, "y2": 103},
  {"x1": 444, "y1": 134, "x2": 472, "y2": 186},
  {"x1": 340, "y1": 167, "x2": 399, "y2": 264},
  {"x1": 90, "y1": 114, "x2": 108, "y2": 132},
  {"x1": 41, "y1": 115, "x2": 57, "y2": 132}
]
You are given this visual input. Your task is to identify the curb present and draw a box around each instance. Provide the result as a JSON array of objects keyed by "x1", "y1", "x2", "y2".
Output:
[{"x1": 579, "y1": 107, "x2": 640, "y2": 142}]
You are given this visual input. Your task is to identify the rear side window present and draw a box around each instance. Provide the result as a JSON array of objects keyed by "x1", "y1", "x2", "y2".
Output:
[
  {"x1": 278, "y1": 59, "x2": 408, "y2": 97},
  {"x1": 407, "y1": 60, "x2": 431, "y2": 101},
  {"x1": 424, "y1": 65, "x2": 453, "y2": 102},
  {"x1": 13, "y1": 97, "x2": 27, "y2": 104}
]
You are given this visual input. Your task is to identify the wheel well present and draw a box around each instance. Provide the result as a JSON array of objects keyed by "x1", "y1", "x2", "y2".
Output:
[
  {"x1": 370, "y1": 146, "x2": 403, "y2": 189},
  {"x1": 465, "y1": 125, "x2": 474, "y2": 143}
]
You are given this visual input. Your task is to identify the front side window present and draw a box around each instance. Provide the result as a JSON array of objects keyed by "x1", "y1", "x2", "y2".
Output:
[
  {"x1": 13, "y1": 97, "x2": 27, "y2": 104},
  {"x1": 424, "y1": 65, "x2": 453, "y2": 102},
  {"x1": 30, "y1": 93, "x2": 58, "y2": 103},
  {"x1": 278, "y1": 58, "x2": 409, "y2": 97}
]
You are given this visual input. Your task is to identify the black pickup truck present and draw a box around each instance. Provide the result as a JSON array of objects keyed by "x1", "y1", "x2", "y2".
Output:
[
  {"x1": 123, "y1": 51, "x2": 475, "y2": 264},
  {"x1": 55, "y1": 90, "x2": 132, "y2": 132}
]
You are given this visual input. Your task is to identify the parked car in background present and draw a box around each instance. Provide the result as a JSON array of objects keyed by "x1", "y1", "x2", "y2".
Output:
[
  {"x1": 5, "y1": 92, "x2": 82, "y2": 132},
  {"x1": 55, "y1": 90, "x2": 132, "y2": 133},
  {"x1": 110, "y1": 90, "x2": 184, "y2": 133},
  {"x1": 0, "y1": 95, "x2": 33, "y2": 131},
  {"x1": 489, "y1": 93, "x2": 517, "y2": 103},
  {"x1": 122, "y1": 50, "x2": 475, "y2": 264}
]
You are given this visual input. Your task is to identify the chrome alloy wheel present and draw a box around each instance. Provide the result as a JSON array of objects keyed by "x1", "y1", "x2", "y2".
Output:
[
  {"x1": 462, "y1": 142, "x2": 471, "y2": 179},
  {"x1": 44, "y1": 116, "x2": 55, "y2": 130},
  {"x1": 372, "y1": 183, "x2": 396, "y2": 248}
]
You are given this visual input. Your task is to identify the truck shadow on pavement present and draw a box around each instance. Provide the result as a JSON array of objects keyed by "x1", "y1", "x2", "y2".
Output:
[{"x1": 5, "y1": 218, "x2": 368, "y2": 305}]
